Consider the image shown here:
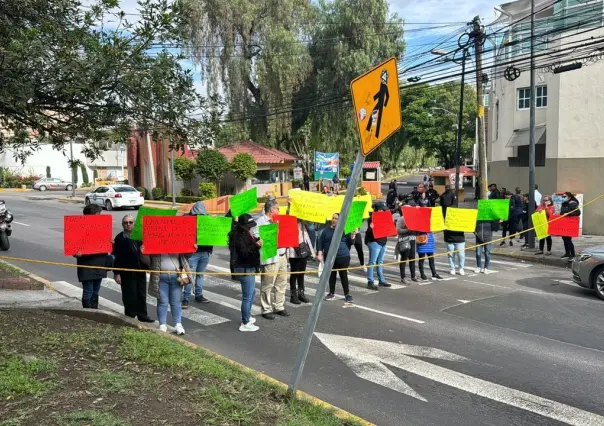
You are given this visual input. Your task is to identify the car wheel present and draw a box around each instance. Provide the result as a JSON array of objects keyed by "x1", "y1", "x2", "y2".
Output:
[
  {"x1": 85, "y1": 198, "x2": 91, "y2": 206},
  {"x1": 591, "y1": 265, "x2": 604, "y2": 301},
  {"x1": 105, "y1": 200, "x2": 113, "y2": 211},
  {"x1": 39, "y1": 185, "x2": 47, "y2": 192},
  {"x1": 66, "y1": 185, "x2": 73, "y2": 191}
]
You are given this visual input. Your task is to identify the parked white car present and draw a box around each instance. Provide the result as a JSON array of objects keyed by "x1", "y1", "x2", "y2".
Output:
[{"x1": 84, "y1": 185, "x2": 144, "y2": 211}]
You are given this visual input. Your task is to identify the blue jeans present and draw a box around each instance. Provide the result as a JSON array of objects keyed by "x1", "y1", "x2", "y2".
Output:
[
  {"x1": 446, "y1": 242, "x2": 466, "y2": 270},
  {"x1": 475, "y1": 240, "x2": 491, "y2": 269},
  {"x1": 183, "y1": 251, "x2": 211, "y2": 301},
  {"x1": 82, "y1": 279, "x2": 101, "y2": 300},
  {"x1": 235, "y1": 268, "x2": 256, "y2": 324},
  {"x1": 157, "y1": 274, "x2": 182, "y2": 326},
  {"x1": 367, "y1": 242, "x2": 386, "y2": 284}
]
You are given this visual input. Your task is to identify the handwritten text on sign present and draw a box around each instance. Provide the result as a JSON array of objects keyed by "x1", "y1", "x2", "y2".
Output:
[
  {"x1": 345, "y1": 201, "x2": 367, "y2": 234},
  {"x1": 143, "y1": 216, "x2": 197, "y2": 254},
  {"x1": 259, "y1": 223, "x2": 279, "y2": 262},
  {"x1": 532, "y1": 210, "x2": 549, "y2": 240},
  {"x1": 548, "y1": 215, "x2": 580, "y2": 238},
  {"x1": 64, "y1": 215, "x2": 113, "y2": 256},
  {"x1": 444, "y1": 208, "x2": 478, "y2": 233},
  {"x1": 274, "y1": 215, "x2": 299, "y2": 248},
  {"x1": 402, "y1": 206, "x2": 431, "y2": 233},
  {"x1": 477, "y1": 199, "x2": 510, "y2": 221},
  {"x1": 196, "y1": 216, "x2": 232, "y2": 247},
  {"x1": 371, "y1": 210, "x2": 397, "y2": 239},
  {"x1": 289, "y1": 191, "x2": 328, "y2": 223},
  {"x1": 430, "y1": 207, "x2": 445, "y2": 232},
  {"x1": 229, "y1": 187, "x2": 258, "y2": 217},
  {"x1": 131, "y1": 207, "x2": 177, "y2": 241}
]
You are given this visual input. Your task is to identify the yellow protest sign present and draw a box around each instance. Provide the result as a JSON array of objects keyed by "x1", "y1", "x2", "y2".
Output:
[
  {"x1": 444, "y1": 208, "x2": 478, "y2": 233},
  {"x1": 350, "y1": 57, "x2": 402, "y2": 156},
  {"x1": 532, "y1": 210, "x2": 549, "y2": 240},
  {"x1": 430, "y1": 207, "x2": 445, "y2": 232},
  {"x1": 289, "y1": 191, "x2": 328, "y2": 223},
  {"x1": 279, "y1": 206, "x2": 288, "y2": 215},
  {"x1": 325, "y1": 195, "x2": 345, "y2": 221}
]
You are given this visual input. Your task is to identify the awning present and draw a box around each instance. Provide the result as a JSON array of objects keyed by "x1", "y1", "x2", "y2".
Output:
[{"x1": 506, "y1": 124, "x2": 546, "y2": 147}]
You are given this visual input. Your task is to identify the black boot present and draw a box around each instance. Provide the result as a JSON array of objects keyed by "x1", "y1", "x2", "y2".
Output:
[
  {"x1": 290, "y1": 289, "x2": 301, "y2": 304},
  {"x1": 82, "y1": 298, "x2": 92, "y2": 309},
  {"x1": 90, "y1": 296, "x2": 99, "y2": 309},
  {"x1": 298, "y1": 288, "x2": 309, "y2": 303}
]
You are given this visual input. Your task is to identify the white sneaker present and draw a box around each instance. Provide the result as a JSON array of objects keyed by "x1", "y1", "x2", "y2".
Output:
[
  {"x1": 174, "y1": 323, "x2": 185, "y2": 335},
  {"x1": 459, "y1": 269, "x2": 465, "y2": 276},
  {"x1": 474, "y1": 267, "x2": 481, "y2": 274},
  {"x1": 450, "y1": 269, "x2": 456, "y2": 276},
  {"x1": 239, "y1": 322, "x2": 259, "y2": 332},
  {"x1": 248, "y1": 317, "x2": 256, "y2": 325},
  {"x1": 158, "y1": 324, "x2": 168, "y2": 333},
  {"x1": 483, "y1": 269, "x2": 490, "y2": 275},
  {"x1": 362, "y1": 266, "x2": 367, "y2": 272}
]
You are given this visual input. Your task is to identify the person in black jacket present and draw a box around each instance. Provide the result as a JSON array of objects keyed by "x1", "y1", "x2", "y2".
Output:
[
  {"x1": 560, "y1": 192, "x2": 580, "y2": 259},
  {"x1": 76, "y1": 204, "x2": 110, "y2": 309},
  {"x1": 508, "y1": 187, "x2": 524, "y2": 246},
  {"x1": 440, "y1": 185, "x2": 457, "y2": 216},
  {"x1": 229, "y1": 213, "x2": 262, "y2": 332},
  {"x1": 426, "y1": 184, "x2": 439, "y2": 207},
  {"x1": 113, "y1": 215, "x2": 153, "y2": 322}
]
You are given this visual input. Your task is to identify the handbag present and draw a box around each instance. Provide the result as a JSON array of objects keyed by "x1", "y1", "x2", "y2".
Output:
[
  {"x1": 396, "y1": 236, "x2": 411, "y2": 252},
  {"x1": 295, "y1": 242, "x2": 311, "y2": 258},
  {"x1": 416, "y1": 234, "x2": 428, "y2": 245},
  {"x1": 166, "y1": 255, "x2": 191, "y2": 286}
]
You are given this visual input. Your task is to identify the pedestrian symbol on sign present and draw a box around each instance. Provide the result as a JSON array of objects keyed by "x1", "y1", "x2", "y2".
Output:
[{"x1": 365, "y1": 69, "x2": 390, "y2": 138}]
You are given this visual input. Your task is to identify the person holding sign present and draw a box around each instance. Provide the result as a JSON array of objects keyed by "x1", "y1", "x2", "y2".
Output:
[
  {"x1": 229, "y1": 214, "x2": 262, "y2": 332},
  {"x1": 395, "y1": 212, "x2": 417, "y2": 284},
  {"x1": 182, "y1": 202, "x2": 213, "y2": 308},
  {"x1": 364, "y1": 203, "x2": 391, "y2": 290},
  {"x1": 474, "y1": 220, "x2": 496, "y2": 274},
  {"x1": 287, "y1": 220, "x2": 316, "y2": 304},
  {"x1": 535, "y1": 196, "x2": 554, "y2": 256},
  {"x1": 112, "y1": 215, "x2": 153, "y2": 322},
  {"x1": 74, "y1": 204, "x2": 112, "y2": 309},
  {"x1": 317, "y1": 213, "x2": 358, "y2": 303},
  {"x1": 416, "y1": 232, "x2": 442, "y2": 281},
  {"x1": 444, "y1": 230, "x2": 466, "y2": 276},
  {"x1": 560, "y1": 192, "x2": 580, "y2": 260},
  {"x1": 252, "y1": 201, "x2": 290, "y2": 320}
]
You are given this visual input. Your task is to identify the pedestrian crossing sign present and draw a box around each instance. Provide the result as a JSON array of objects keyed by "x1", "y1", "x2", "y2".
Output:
[{"x1": 350, "y1": 57, "x2": 402, "y2": 156}]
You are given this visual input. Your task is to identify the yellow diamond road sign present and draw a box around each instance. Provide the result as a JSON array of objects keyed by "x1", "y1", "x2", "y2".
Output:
[{"x1": 350, "y1": 57, "x2": 402, "y2": 156}]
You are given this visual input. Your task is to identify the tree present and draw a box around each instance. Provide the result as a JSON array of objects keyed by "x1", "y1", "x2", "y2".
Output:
[
  {"x1": 173, "y1": 157, "x2": 196, "y2": 189},
  {"x1": 195, "y1": 148, "x2": 229, "y2": 195},
  {"x1": 230, "y1": 153, "x2": 257, "y2": 186},
  {"x1": 0, "y1": 0, "x2": 208, "y2": 164}
]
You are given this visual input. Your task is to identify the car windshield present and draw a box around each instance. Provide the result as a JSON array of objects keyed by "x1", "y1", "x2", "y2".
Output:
[{"x1": 114, "y1": 186, "x2": 137, "y2": 193}]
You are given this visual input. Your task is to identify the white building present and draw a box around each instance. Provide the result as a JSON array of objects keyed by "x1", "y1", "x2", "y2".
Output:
[{"x1": 487, "y1": 0, "x2": 604, "y2": 234}]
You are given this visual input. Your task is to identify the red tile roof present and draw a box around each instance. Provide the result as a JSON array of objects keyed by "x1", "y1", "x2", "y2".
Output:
[
  {"x1": 217, "y1": 140, "x2": 298, "y2": 164},
  {"x1": 363, "y1": 161, "x2": 381, "y2": 169}
]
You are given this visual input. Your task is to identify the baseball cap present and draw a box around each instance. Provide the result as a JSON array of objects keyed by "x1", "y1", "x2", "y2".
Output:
[{"x1": 238, "y1": 213, "x2": 257, "y2": 227}]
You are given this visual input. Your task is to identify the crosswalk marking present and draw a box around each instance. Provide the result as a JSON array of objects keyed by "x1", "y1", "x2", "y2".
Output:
[
  {"x1": 102, "y1": 279, "x2": 230, "y2": 326},
  {"x1": 203, "y1": 277, "x2": 306, "y2": 309}
]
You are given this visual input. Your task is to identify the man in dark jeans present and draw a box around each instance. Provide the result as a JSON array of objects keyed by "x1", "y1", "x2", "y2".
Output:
[{"x1": 113, "y1": 214, "x2": 154, "y2": 322}]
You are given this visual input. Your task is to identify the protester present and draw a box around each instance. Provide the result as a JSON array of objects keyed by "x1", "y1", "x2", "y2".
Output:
[
  {"x1": 303, "y1": 172, "x2": 310, "y2": 191},
  {"x1": 509, "y1": 187, "x2": 524, "y2": 245},
  {"x1": 417, "y1": 191, "x2": 430, "y2": 208},
  {"x1": 534, "y1": 184, "x2": 542, "y2": 205},
  {"x1": 317, "y1": 213, "x2": 356, "y2": 302},
  {"x1": 410, "y1": 186, "x2": 420, "y2": 203},
  {"x1": 440, "y1": 185, "x2": 457, "y2": 216},
  {"x1": 501, "y1": 187, "x2": 508, "y2": 199},
  {"x1": 352, "y1": 230, "x2": 366, "y2": 271},
  {"x1": 365, "y1": 203, "x2": 391, "y2": 290},
  {"x1": 535, "y1": 195, "x2": 554, "y2": 256},
  {"x1": 475, "y1": 220, "x2": 495, "y2": 274},
  {"x1": 287, "y1": 220, "x2": 315, "y2": 304},
  {"x1": 228, "y1": 213, "x2": 262, "y2": 332},
  {"x1": 444, "y1": 230, "x2": 466, "y2": 276},
  {"x1": 181, "y1": 202, "x2": 212, "y2": 308},
  {"x1": 500, "y1": 191, "x2": 513, "y2": 246},
  {"x1": 332, "y1": 174, "x2": 340, "y2": 194},
  {"x1": 427, "y1": 184, "x2": 439, "y2": 207},
  {"x1": 520, "y1": 194, "x2": 531, "y2": 248},
  {"x1": 386, "y1": 187, "x2": 397, "y2": 210},
  {"x1": 396, "y1": 211, "x2": 417, "y2": 284},
  {"x1": 112, "y1": 214, "x2": 153, "y2": 322},
  {"x1": 560, "y1": 192, "x2": 580, "y2": 260},
  {"x1": 75, "y1": 204, "x2": 111, "y2": 309},
  {"x1": 416, "y1": 232, "x2": 442, "y2": 281},
  {"x1": 389, "y1": 179, "x2": 398, "y2": 193},
  {"x1": 253, "y1": 200, "x2": 289, "y2": 320},
  {"x1": 487, "y1": 184, "x2": 501, "y2": 200},
  {"x1": 141, "y1": 245, "x2": 193, "y2": 336}
]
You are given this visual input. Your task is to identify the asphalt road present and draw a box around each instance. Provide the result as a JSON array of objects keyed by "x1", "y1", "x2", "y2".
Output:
[{"x1": 3, "y1": 192, "x2": 604, "y2": 426}]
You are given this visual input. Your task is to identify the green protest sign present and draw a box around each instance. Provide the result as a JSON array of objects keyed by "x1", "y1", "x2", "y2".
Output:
[
  {"x1": 229, "y1": 187, "x2": 258, "y2": 217},
  {"x1": 477, "y1": 199, "x2": 510, "y2": 221},
  {"x1": 259, "y1": 222, "x2": 278, "y2": 262},
  {"x1": 344, "y1": 201, "x2": 367, "y2": 234},
  {"x1": 197, "y1": 216, "x2": 232, "y2": 247},
  {"x1": 131, "y1": 207, "x2": 178, "y2": 241}
]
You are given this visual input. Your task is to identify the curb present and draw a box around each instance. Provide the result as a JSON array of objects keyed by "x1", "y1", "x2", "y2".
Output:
[
  {"x1": 0, "y1": 260, "x2": 57, "y2": 292},
  {"x1": 490, "y1": 250, "x2": 570, "y2": 268}
]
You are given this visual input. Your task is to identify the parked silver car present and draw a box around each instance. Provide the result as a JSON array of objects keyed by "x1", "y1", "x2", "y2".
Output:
[
  {"x1": 33, "y1": 177, "x2": 75, "y2": 191},
  {"x1": 572, "y1": 245, "x2": 604, "y2": 300}
]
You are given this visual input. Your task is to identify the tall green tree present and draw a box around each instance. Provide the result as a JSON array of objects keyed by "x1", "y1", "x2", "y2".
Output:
[
  {"x1": 195, "y1": 148, "x2": 229, "y2": 195},
  {"x1": 230, "y1": 153, "x2": 257, "y2": 187},
  {"x1": 173, "y1": 156, "x2": 196, "y2": 189}
]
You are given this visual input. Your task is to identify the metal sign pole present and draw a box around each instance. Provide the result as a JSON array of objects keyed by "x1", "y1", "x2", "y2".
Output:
[{"x1": 288, "y1": 149, "x2": 365, "y2": 395}]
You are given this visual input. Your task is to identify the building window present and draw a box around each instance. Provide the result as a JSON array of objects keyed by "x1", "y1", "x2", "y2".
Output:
[
  {"x1": 252, "y1": 170, "x2": 279, "y2": 184},
  {"x1": 517, "y1": 86, "x2": 547, "y2": 110},
  {"x1": 508, "y1": 144, "x2": 546, "y2": 167}
]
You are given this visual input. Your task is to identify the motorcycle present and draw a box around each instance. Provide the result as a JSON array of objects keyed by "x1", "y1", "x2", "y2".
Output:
[{"x1": 0, "y1": 201, "x2": 14, "y2": 251}]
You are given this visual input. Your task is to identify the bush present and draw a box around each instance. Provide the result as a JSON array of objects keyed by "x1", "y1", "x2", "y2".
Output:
[
  {"x1": 80, "y1": 165, "x2": 89, "y2": 185},
  {"x1": 341, "y1": 166, "x2": 351, "y2": 177},
  {"x1": 151, "y1": 187, "x2": 164, "y2": 200},
  {"x1": 198, "y1": 182, "x2": 216, "y2": 200},
  {"x1": 356, "y1": 186, "x2": 368, "y2": 196},
  {"x1": 180, "y1": 188, "x2": 194, "y2": 197},
  {"x1": 230, "y1": 153, "x2": 257, "y2": 181},
  {"x1": 174, "y1": 196, "x2": 205, "y2": 204},
  {"x1": 136, "y1": 186, "x2": 150, "y2": 200},
  {"x1": 46, "y1": 166, "x2": 51, "y2": 178}
]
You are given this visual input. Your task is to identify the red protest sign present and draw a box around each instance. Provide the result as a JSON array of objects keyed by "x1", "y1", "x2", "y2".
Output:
[
  {"x1": 402, "y1": 206, "x2": 431, "y2": 233},
  {"x1": 274, "y1": 215, "x2": 299, "y2": 248},
  {"x1": 371, "y1": 210, "x2": 397, "y2": 239},
  {"x1": 142, "y1": 216, "x2": 197, "y2": 254},
  {"x1": 548, "y1": 215, "x2": 580, "y2": 237},
  {"x1": 64, "y1": 215, "x2": 113, "y2": 256}
]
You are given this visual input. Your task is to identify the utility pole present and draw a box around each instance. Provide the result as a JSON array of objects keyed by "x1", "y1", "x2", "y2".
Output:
[
  {"x1": 527, "y1": 0, "x2": 537, "y2": 249},
  {"x1": 473, "y1": 16, "x2": 488, "y2": 200},
  {"x1": 454, "y1": 50, "x2": 467, "y2": 207}
]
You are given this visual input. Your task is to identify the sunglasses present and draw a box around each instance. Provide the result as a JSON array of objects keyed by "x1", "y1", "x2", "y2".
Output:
[{"x1": 123, "y1": 221, "x2": 134, "y2": 225}]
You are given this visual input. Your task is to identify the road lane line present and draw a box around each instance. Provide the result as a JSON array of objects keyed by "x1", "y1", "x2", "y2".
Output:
[
  {"x1": 12, "y1": 221, "x2": 30, "y2": 226},
  {"x1": 352, "y1": 304, "x2": 425, "y2": 324},
  {"x1": 463, "y1": 280, "x2": 545, "y2": 294}
]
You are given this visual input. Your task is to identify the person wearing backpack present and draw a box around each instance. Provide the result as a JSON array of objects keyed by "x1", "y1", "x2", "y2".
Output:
[
  {"x1": 287, "y1": 220, "x2": 316, "y2": 304},
  {"x1": 560, "y1": 192, "x2": 580, "y2": 260}
]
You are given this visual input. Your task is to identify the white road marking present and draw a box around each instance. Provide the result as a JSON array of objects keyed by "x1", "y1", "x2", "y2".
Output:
[
  {"x1": 553, "y1": 279, "x2": 578, "y2": 287},
  {"x1": 352, "y1": 304, "x2": 425, "y2": 324},
  {"x1": 457, "y1": 300, "x2": 471, "y2": 304},
  {"x1": 203, "y1": 277, "x2": 305, "y2": 309},
  {"x1": 315, "y1": 333, "x2": 604, "y2": 425},
  {"x1": 12, "y1": 221, "x2": 30, "y2": 226},
  {"x1": 488, "y1": 258, "x2": 531, "y2": 268},
  {"x1": 463, "y1": 280, "x2": 544, "y2": 295}
]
